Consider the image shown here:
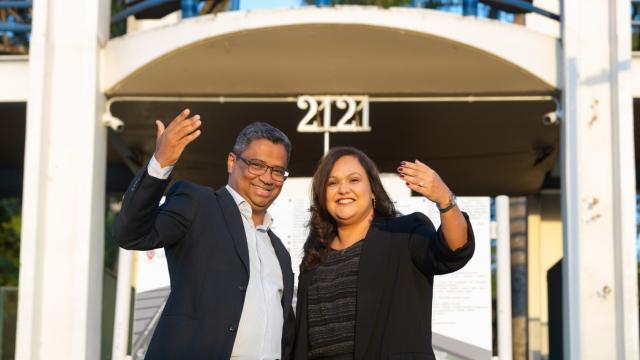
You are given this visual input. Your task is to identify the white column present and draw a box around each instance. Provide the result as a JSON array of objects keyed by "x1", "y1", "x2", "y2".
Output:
[
  {"x1": 496, "y1": 195, "x2": 512, "y2": 360},
  {"x1": 561, "y1": 1, "x2": 639, "y2": 359},
  {"x1": 610, "y1": 2, "x2": 640, "y2": 357},
  {"x1": 112, "y1": 249, "x2": 132, "y2": 360},
  {"x1": 15, "y1": 0, "x2": 111, "y2": 359}
]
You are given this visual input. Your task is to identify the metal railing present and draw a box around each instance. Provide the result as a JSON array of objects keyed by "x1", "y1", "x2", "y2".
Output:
[
  {"x1": 0, "y1": 1, "x2": 31, "y2": 54},
  {"x1": 1, "y1": 0, "x2": 565, "y2": 54},
  {"x1": 109, "y1": 0, "x2": 560, "y2": 25},
  {"x1": 2, "y1": 1, "x2": 638, "y2": 77}
]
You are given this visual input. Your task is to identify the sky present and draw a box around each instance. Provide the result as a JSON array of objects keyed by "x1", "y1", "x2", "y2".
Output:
[
  {"x1": 237, "y1": 1, "x2": 515, "y2": 23},
  {"x1": 240, "y1": 0, "x2": 304, "y2": 10}
]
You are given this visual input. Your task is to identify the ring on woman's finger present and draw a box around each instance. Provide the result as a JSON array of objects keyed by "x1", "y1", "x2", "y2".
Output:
[{"x1": 419, "y1": 179, "x2": 425, "y2": 187}]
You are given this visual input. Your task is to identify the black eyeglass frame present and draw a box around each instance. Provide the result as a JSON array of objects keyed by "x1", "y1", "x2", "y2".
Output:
[{"x1": 233, "y1": 153, "x2": 290, "y2": 181}]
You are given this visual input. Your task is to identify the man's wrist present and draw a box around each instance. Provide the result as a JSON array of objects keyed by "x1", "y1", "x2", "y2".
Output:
[
  {"x1": 147, "y1": 154, "x2": 174, "y2": 179},
  {"x1": 154, "y1": 153, "x2": 173, "y2": 168}
]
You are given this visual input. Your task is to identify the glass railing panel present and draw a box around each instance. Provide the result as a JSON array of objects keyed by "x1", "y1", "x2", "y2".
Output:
[
  {"x1": 0, "y1": 1, "x2": 31, "y2": 55},
  {"x1": 0, "y1": 0, "x2": 568, "y2": 52},
  {"x1": 113, "y1": 0, "x2": 558, "y2": 38},
  {"x1": 633, "y1": 0, "x2": 639, "y2": 51}
]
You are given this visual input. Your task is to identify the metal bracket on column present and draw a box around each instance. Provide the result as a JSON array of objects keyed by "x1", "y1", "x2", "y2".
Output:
[
  {"x1": 542, "y1": 97, "x2": 562, "y2": 126},
  {"x1": 103, "y1": 109, "x2": 140, "y2": 176},
  {"x1": 103, "y1": 98, "x2": 140, "y2": 174},
  {"x1": 102, "y1": 113, "x2": 125, "y2": 132},
  {"x1": 103, "y1": 97, "x2": 126, "y2": 132}
]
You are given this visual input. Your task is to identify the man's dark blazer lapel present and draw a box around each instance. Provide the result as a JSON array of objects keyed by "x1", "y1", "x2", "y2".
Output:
[
  {"x1": 268, "y1": 230, "x2": 293, "y2": 306},
  {"x1": 355, "y1": 219, "x2": 395, "y2": 359},
  {"x1": 215, "y1": 187, "x2": 250, "y2": 275}
]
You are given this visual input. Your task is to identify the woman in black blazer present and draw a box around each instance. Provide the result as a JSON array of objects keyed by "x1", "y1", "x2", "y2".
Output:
[{"x1": 294, "y1": 147, "x2": 475, "y2": 360}]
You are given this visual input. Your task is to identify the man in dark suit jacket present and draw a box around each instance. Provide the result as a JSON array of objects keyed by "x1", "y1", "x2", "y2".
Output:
[{"x1": 112, "y1": 109, "x2": 295, "y2": 359}]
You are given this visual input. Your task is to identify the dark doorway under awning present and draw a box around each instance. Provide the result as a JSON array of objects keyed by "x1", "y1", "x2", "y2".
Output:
[{"x1": 108, "y1": 98, "x2": 559, "y2": 196}]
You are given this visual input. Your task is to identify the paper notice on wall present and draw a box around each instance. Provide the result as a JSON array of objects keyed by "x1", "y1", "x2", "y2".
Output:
[
  {"x1": 394, "y1": 196, "x2": 492, "y2": 359},
  {"x1": 135, "y1": 194, "x2": 172, "y2": 293},
  {"x1": 269, "y1": 178, "x2": 313, "y2": 278},
  {"x1": 135, "y1": 248, "x2": 170, "y2": 293}
]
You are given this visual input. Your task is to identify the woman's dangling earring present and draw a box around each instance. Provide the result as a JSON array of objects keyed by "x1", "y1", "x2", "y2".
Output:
[{"x1": 372, "y1": 196, "x2": 376, "y2": 209}]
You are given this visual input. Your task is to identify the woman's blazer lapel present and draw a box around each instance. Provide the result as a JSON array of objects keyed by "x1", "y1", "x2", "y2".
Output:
[
  {"x1": 294, "y1": 270, "x2": 314, "y2": 358},
  {"x1": 354, "y1": 219, "x2": 395, "y2": 359}
]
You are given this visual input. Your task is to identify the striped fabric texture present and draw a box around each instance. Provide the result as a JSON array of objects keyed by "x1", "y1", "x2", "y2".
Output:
[{"x1": 307, "y1": 240, "x2": 364, "y2": 359}]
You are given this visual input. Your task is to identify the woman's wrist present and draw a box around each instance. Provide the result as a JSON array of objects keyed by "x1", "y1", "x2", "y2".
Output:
[{"x1": 437, "y1": 193, "x2": 457, "y2": 213}]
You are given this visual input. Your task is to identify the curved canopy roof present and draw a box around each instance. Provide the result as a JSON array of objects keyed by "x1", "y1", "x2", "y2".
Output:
[{"x1": 103, "y1": 6, "x2": 560, "y2": 96}]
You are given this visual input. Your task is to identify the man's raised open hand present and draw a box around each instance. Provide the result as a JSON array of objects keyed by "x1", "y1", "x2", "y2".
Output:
[{"x1": 154, "y1": 109, "x2": 202, "y2": 167}]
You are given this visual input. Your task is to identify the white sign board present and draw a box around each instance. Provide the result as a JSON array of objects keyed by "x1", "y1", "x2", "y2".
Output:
[
  {"x1": 135, "y1": 249, "x2": 170, "y2": 293},
  {"x1": 394, "y1": 196, "x2": 492, "y2": 358}
]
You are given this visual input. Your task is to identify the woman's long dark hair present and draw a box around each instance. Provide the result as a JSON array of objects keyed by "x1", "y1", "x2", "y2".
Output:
[{"x1": 301, "y1": 147, "x2": 397, "y2": 271}]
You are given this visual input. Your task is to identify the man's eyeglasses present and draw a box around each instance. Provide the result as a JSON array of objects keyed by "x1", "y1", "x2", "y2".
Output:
[{"x1": 233, "y1": 153, "x2": 290, "y2": 181}]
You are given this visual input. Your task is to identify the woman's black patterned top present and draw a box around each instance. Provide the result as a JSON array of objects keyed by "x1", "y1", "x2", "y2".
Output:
[{"x1": 307, "y1": 240, "x2": 364, "y2": 360}]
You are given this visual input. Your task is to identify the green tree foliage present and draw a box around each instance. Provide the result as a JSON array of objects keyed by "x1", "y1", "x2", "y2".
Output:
[
  {"x1": 110, "y1": 0, "x2": 128, "y2": 38},
  {"x1": 0, "y1": 198, "x2": 20, "y2": 287},
  {"x1": 0, "y1": 196, "x2": 123, "y2": 286}
]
